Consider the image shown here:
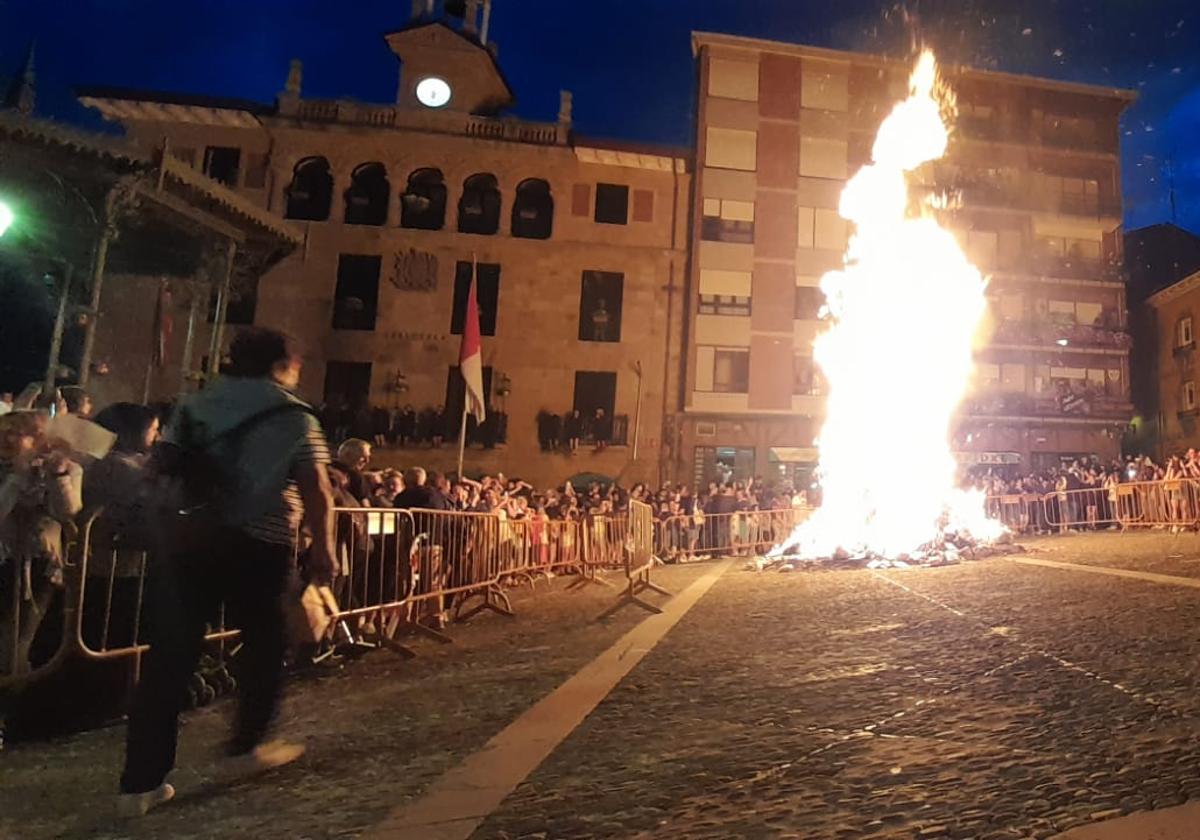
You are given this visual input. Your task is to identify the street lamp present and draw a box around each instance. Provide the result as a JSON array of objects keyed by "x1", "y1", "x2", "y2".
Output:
[{"x1": 0, "y1": 200, "x2": 14, "y2": 237}]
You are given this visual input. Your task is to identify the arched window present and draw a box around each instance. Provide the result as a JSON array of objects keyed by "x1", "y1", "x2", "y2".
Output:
[
  {"x1": 400, "y1": 168, "x2": 447, "y2": 230},
  {"x1": 285, "y1": 157, "x2": 333, "y2": 221},
  {"x1": 511, "y1": 178, "x2": 553, "y2": 239},
  {"x1": 344, "y1": 162, "x2": 389, "y2": 226},
  {"x1": 457, "y1": 173, "x2": 501, "y2": 235}
]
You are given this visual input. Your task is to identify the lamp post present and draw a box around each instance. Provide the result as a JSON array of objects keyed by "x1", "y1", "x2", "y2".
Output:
[{"x1": 0, "y1": 200, "x2": 14, "y2": 237}]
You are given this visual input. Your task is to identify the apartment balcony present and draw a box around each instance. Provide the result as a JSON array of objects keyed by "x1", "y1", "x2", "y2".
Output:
[
  {"x1": 990, "y1": 320, "x2": 1131, "y2": 351},
  {"x1": 954, "y1": 119, "x2": 1118, "y2": 156},
  {"x1": 936, "y1": 180, "x2": 1122, "y2": 220},
  {"x1": 962, "y1": 391, "x2": 1132, "y2": 421},
  {"x1": 1027, "y1": 255, "x2": 1123, "y2": 282}
]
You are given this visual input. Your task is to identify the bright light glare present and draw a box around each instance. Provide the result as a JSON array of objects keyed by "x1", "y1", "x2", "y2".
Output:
[
  {"x1": 772, "y1": 50, "x2": 1003, "y2": 559},
  {"x1": 0, "y1": 201, "x2": 13, "y2": 238}
]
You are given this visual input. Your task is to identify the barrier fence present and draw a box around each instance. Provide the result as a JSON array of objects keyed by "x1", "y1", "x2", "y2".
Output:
[
  {"x1": 654, "y1": 507, "x2": 812, "y2": 560},
  {"x1": 0, "y1": 503, "x2": 663, "y2": 694},
  {"x1": 11, "y1": 477, "x2": 1200, "y2": 706},
  {"x1": 986, "y1": 478, "x2": 1200, "y2": 533}
]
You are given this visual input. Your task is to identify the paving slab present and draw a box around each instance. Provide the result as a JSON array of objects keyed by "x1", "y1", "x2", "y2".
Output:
[{"x1": 1054, "y1": 801, "x2": 1200, "y2": 839}]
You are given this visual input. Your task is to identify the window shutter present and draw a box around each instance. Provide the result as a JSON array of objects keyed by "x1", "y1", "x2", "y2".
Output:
[
  {"x1": 571, "y1": 183, "x2": 591, "y2": 217},
  {"x1": 632, "y1": 189, "x2": 654, "y2": 222}
]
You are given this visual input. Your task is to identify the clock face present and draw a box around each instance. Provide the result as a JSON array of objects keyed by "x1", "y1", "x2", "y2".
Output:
[{"x1": 416, "y1": 77, "x2": 452, "y2": 108}]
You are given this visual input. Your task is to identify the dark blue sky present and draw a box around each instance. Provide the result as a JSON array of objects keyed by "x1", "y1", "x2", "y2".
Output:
[{"x1": 3, "y1": 0, "x2": 1200, "y2": 231}]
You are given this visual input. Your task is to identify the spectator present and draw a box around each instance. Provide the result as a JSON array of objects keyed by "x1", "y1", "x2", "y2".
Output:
[
  {"x1": 85, "y1": 403, "x2": 160, "y2": 545},
  {"x1": 370, "y1": 405, "x2": 391, "y2": 449},
  {"x1": 432, "y1": 405, "x2": 446, "y2": 449},
  {"x1": 0, "y1": 391, "x2": 13, "y2": 416},
  {"x1": 392, "y1": 404, "x2": 416, "y2": 448},
  {"x1": 392, "y1": 467, "x2": 451, "y2": 511},
  {"x1": 373, "y1": 469, "x2": 404, "y2": 507},
  {"x1": 591, "y1": 409, "x2": 612, "y2": 452},
  {"x1": 0, "y1": 409, "x2": 82, "y2": 591},
  {"x1": 563, "y1": 409, "x2": 584, "y2": 454},
  {"x1": 332, "y1": 438, "x2": 373, "y2": 504},
  {"x1": 60, "y1": 386, "x2": 93, "y2": 419}
]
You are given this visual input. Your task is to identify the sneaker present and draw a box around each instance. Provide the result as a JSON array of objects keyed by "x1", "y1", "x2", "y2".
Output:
[
  {"x1": 218, "y1": 740, "x2": 306, "y2": 782},
  {"x1": 116, "y1": 783, "x2": 175, "y2": 818}
]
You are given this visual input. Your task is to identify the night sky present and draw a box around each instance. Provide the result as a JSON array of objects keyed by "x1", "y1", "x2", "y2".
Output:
[{"x1": 3, "y1": 0, "x2": 1200, "y2": 231}]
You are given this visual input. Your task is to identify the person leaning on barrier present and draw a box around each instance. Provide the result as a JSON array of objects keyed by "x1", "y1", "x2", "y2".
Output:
[
  {"x1": 332, "y1": 438, "x2": 373, "y2": 505},
  {"x1": 117, "y1": 327, "x2": 338, "y2": 818},
  {"x1": 0, "y1": 410, "x2": 82, "y2": 659},
  {"x1": 392, "y1": 467, "x2": 451, "y2": 511}
]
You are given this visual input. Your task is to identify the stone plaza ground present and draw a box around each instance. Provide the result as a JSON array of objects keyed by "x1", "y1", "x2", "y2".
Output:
[{"x1": 4, "y1": 532, "x2": 1200, "y2": 839}]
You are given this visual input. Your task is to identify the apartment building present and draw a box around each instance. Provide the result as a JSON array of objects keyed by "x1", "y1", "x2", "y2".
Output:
[{"x1": 682, "y1": 32, "x2": 1135, "y2": 486}]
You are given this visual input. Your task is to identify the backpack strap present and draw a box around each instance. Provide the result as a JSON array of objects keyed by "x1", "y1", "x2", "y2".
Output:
[{"x1": 183, "y1": 401, "x2": 318, "y2": 454}]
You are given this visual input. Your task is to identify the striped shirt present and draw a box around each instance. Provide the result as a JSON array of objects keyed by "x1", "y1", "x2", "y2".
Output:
[{"x1": 243, "y1": 423, "x2": 330, "y2": 546}]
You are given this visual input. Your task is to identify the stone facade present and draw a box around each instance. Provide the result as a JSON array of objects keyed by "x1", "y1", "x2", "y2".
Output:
[
  {"x1": 1143, "y1": 271, "x2": 1200, "y2": 456},
  {"x1": 683, "y1": 32, "x2": 1135, "y2": 486},
  {"x1": 79, "y1": 14, "x2": 689, "y2": 488}
]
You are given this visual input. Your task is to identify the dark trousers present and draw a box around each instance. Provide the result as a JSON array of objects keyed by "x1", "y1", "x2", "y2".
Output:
[{"x1": 120, "y1": 530, "x2": 293, "y2": 794}]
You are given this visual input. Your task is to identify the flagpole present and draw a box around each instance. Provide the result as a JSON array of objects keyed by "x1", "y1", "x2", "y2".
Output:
[
  {"x1": 456, "y1": 404, "x2": 468, "y2": 479},
  {"x1": 456, "y1": 251, "x2": 477, "y2": 480}
]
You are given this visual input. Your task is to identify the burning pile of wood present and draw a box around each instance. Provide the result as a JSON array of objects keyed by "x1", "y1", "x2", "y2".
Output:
[{"x1": 750, "y1": 532, "x2": 1024, "y2": 572}]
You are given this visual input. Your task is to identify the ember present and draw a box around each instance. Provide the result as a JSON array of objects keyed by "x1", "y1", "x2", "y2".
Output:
[{"x1": 771, "y1": 50, "x2": 1005, "y2": 563}]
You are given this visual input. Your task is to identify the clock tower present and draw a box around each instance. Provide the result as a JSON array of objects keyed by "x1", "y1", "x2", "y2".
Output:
[{"x1": 386, "y1": 2, "x2": 513, "y2": 116}]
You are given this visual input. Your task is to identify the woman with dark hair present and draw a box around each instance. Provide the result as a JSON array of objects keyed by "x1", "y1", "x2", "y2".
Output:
[{"x1": 84, "y1": 402, "x2": 160, "y2": 547}]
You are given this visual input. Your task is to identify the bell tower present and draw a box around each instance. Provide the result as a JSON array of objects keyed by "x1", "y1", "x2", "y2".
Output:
[{"x1": 387, "y1": 1, "x2": 511, "y2": 115}]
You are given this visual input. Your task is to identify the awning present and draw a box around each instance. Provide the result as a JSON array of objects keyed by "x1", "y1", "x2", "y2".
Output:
[
  {"x1": 956, "y1": 451, "x2": 1021, "y2": 465},
  {"x1": 769, "y1": 447, "x2": 819, "y2": 464}
]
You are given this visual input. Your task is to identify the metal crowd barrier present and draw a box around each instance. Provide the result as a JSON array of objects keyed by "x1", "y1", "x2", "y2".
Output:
[
  {"x1": 986, "y1": 478, "x2": 1200, "y2": 534},
  {"x1": 597, "y1": 500, "x2": 670, "y2": 619},
  {"x1": 654, "y1": 507, "x2": 810, "y2": 560}
]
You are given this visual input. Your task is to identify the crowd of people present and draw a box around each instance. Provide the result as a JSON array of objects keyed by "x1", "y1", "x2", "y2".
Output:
[
  {"x1": 969, "y1": 451, "x2": 1200, "y2": 499},
  {"x1": 968, "y1": 450, "x2": 1200, "y2": 532},
  {"x1": 318, "y1": 402, "x2": 508, "y2": 451}
]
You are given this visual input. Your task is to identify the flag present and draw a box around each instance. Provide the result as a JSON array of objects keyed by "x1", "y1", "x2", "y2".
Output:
[
  {"x1": 151, "y1": 280, "x2": 173, "y2": 368},
  {"x1": 458, "y1": 266, "x2": 487, "y2": 424}
]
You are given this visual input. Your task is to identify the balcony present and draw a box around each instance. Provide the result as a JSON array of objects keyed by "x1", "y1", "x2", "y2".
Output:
[
  {"x1": 1037, "y1": 127, "x2": 1117, "y2": 155},
  {"x1": 1027, "y1": 255, "x2": 1122, "y2": 282},
  {"x1": 962, "y1": 391, "x2": 1132, "y2": 420},
  {"x1": 991, "y1": 319, "x2": 1130, "y2": 351},
  {"x1": 952, "y1": 119, "x2": 1119, "y2": 156},
  {"x1": 936, "y1": 180, "x2": 1121, "y2": 220}
]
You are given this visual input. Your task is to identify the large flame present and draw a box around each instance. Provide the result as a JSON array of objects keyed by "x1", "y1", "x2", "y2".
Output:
[{"x1": 775, "y1": 51, "x2": 1003, "y2": 560}]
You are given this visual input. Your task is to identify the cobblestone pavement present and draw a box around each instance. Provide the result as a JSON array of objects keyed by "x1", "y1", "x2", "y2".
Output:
[
  {"x1": 0, "y1": 564, "x2": 708, "y2": 840},
  {"x1": 479, "y1": 548, "x2": 1200, "y2": 840},
  {"x1": 1022, "y1": 530, "x2": 1200, "y2": 579}
]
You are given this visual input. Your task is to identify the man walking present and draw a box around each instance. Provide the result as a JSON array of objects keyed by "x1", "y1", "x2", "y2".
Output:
[{"x1": 117, "y1": 328, "x2": 337, "y2": 817}]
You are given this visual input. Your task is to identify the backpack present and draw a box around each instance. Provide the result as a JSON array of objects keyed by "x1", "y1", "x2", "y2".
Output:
[{"x1": 151, "y1": 402, "x2": 316, "y2": 550}]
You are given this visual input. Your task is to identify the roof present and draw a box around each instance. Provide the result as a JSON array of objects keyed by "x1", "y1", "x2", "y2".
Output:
[
  {"x1": 1125, "y1": 222, "x2": 1200, "y2": 241},
  {"x1": 0, "y1": 111, "x2": 300, "y2": 247},
  {"x1": 691, "y1": 31, "x2": 1138, "y2": 104},
  {"x1": 75, "y1": 85, "x2": 273, "y2": 115},
  {"x1": 1147, "y1": 268, "x2": 1200, "y2": 308},
  {"x1": 575, "y1": 135, "x2": 692, "y2": 161},
  {"x1": 77, "y1": 86, "x2": 268, "y2": 129},
  {"x1": 573, "y1": 136, "x2": 691, "y2": 173}
]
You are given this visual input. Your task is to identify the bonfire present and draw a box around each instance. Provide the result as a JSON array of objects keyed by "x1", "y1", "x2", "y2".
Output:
[{"x1": 767, "y1": 51, "x2": 1009, "y2": 570}]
